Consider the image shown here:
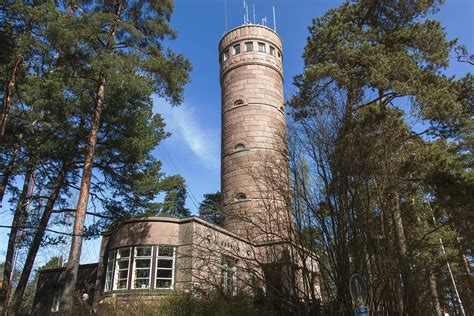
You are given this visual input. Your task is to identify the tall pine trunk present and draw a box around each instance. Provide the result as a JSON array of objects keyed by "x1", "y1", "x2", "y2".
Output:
[
  {"x1": 0, "y1": 167, "x2": 32, "y2": 314},
  {"x1": 8, "y1": 160, "x2": 70, "y2": 316},
  {"x1": 59, "y1": 3, "x2": 122, "y2": 312},
  {"x1": 0, "y1": 143, "x2": 19, "y2": 207},
  {"x1": 429, "y1": 268, "x2": 443, "y2": 316},
  {"x1": 0, "y1": 58, "x2": 21, "y2": 139},
  {"x1": 392, "y1": 191, "x2": 416, "y2": 315}
]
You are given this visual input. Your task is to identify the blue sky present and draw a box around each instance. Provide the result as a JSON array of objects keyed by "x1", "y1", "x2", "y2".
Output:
[{"x1": 1, "y1": 0, "x2": 473, "y2": 265}]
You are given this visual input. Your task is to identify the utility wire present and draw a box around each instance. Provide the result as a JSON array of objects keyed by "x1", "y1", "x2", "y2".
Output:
[{"x1": 157, "y1": 146, "x2": 201, "y2": 211}]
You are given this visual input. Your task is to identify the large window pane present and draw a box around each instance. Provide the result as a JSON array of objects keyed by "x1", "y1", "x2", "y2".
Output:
[
  {"x1": 156, "y1": 269, "x2": 172, "y2": 278},
  {"x1": 117, "y1": 279, "x2": 128, "y2": 289},
  {"x1": 118, "y1": 270, "x2": 128, "y2": 279},
  {"x1": 136, "y1": 246, "x2": 152, "y2": 257},
  {"x1": 117, "y1": 260, "x2": 129, "y2": 270},
  {"x1": 156, "y1": 279, "x2": 173, "y2": 289},
  {"x1": 158, "y1": 246, "x2": 173, "y2": 257},
  {"x1": 134, "y1": 279, "x2": 150, "y2": 289},
  {"x1": 118, "y1": 248, "x2": 130, "y2": 258},
  {"x1": 157, "y1": 259, "x2": 173, "y2": 269},
  {"x1": 135, "y1": 259, "x2": 151, "y2": 268},
  {"x1": 136, "y1": 269, "x2": 150, "y2": 278}
]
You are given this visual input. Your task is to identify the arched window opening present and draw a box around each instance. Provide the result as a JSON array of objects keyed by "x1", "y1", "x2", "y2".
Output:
[
  {"x1": 234, "y1": 143, "x2": 246, "y2": 151},
  {"x1": 235, "y1": 193, "x2": 246, "y2": 201},
  {"x1": 234, "y1": 99, "x2": 244, "y2": 106}
]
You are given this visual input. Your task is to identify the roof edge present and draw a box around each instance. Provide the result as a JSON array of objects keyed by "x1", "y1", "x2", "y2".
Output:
[{"x1": 219, "y1": 23, "x2": 281, "y2": 47}]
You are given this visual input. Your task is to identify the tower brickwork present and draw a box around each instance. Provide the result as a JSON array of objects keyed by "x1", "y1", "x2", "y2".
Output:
[{"x1": 219, "y1": 25, "x2": 290, "y2": 239}]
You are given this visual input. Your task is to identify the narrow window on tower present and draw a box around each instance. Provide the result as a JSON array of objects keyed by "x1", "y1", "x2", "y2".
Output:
[
  {"x1": 235, "y1": 192, "x2": 246, "y2": 201},
  {"x1": 269, "y1": 46, "x2": 275, "y2": 56},
  {"x1": 245, "y1": 42, "x2": 253, "y2": 52},
  {"x1": 234, "y1": 143, "x2": 246, "y2": 152},
  {"x1": 258, "y1": 42, "x2": 266, "y2": 53},
  {"x1": 223, "y1": 49, "x2": 230, "y2": 61},
  {"x1": 233, "y1": 44, "x2": 240, "y2": 55},
  {"x1": 234, "y1": 99, "x2": 244, "y2": 106}
]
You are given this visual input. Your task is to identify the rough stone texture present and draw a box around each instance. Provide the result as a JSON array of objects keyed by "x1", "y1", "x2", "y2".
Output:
[{"x1": 219, "y1": 24, "x2": 290, "y2": 238}]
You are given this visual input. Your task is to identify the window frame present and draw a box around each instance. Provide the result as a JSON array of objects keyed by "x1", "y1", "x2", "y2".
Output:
[
  {"x1": 104, "y1": 250, "x2": 115, "y2": 292},
  {"x1": 269, "y1": 46, "x2": 275, "y2": 56},
  {"x1": 223, "y1": 49, "x2": 230, "y2": 61},
  {"x1": 222, "y1": 256, "x2": 237, "y2": 296},
  {"x1": 51, "y1": 287, "x2": 60, "y2": 312},
  {"x1": 234, "y1": 143, "x2": 246, "y2": 152},
  {"x1": 258, "y1": 42, "x2": 266, "y2": 53},
  {"x1": 245, "y1": 41, "x2": 253, "y2": 52},
  {"x1": 131, "y1": 246, "x2": 153, "y2": 290},
  {"x1": 113, "y1": 247, "x2": 131, "y2": 291},
  {"x1": 234, "y1": 99, "x2": 244, "y2": 106},
  {"x1": 235, "y1": 192, "x2": 247, "y2": 201},
  {"x1": 233, "y1": 44, "x2": 240, "y2": 55},
  {"x1": 155, "y1": 245, "x2": 176, "y2": 290}
]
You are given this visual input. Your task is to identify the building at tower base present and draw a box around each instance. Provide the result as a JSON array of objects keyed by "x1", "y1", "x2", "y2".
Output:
[{"x1": 32, "y1": 216, "x2": 320, "y2": 314}]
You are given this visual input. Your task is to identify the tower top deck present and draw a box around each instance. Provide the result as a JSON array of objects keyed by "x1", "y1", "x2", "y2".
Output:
[{"x1": 219, "y1": 23, "x2": 282, "y2": 53}]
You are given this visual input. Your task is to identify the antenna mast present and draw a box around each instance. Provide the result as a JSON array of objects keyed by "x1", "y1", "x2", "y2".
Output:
[
  {"x1": 224, "y1": 0, "x2": 228, "y2": 32},
  {"x1": 273, "y1": 6, "x2": 276, "y2": 31},
  {"x1": 243, "y1": 0, "x2": 249, "y2": 24},
  {"x1": 253, "y1": 4, "x2": 256, "y2": 24}
]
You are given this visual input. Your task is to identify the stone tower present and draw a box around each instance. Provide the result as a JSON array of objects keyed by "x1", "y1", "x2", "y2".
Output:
[{"x1": 219, "y1": 24, "x2": 290, "y2": 239}]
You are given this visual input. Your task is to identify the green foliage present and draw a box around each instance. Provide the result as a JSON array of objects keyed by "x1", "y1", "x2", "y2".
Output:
[
  {"x1": 291, "y1": 0, "x2": 468, "y2": 133},
  {"x1": 1, "y1": 0, "x2": 192, "y2": 312},
  {"x1": 289, "y1": 0, "x2": 473, "y2": 313},
  {"x1": 161, "y1": 175, "x2": 191, "y2": 218},
  {"x1": 198, "y1": 192, "x2": 224, "y2": 225}
]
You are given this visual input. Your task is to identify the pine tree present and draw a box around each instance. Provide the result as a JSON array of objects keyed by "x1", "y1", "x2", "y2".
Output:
[
  {"x1": 50, "y1": 0, "x2": 191, "y2": 312},
  {"x1": 199, "y1": 192, "x2": 224, "y2": 225},
  {"x1": 161, "y1": 175, "x2": 190, "y2": 218},
  {"x1": 289, "y1": 0, "x2": 471, "y2": 313}
]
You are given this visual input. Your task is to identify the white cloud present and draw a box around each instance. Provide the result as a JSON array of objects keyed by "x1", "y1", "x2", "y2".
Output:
[{"x1": 154, "y1": 98, "x2": 220, "y2": 169}]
